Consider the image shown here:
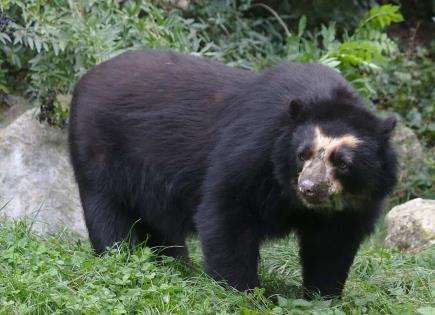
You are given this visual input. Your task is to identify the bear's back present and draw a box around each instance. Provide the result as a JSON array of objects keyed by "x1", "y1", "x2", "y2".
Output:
[{"x1": 71, "y1": 50, "x2": 256, "y2": 115}]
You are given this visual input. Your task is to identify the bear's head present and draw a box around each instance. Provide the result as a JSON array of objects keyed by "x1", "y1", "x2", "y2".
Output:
[{"x1": 275, "y1": 98, "x2": 398, "y2": 212}]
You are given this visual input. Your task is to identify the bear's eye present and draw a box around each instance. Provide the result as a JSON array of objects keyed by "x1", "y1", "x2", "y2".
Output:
[
  {"x1": 337, "y1": 161, "x2": 348, "y2": 170},
  {"x1": 297, "y1": 148, "x2": 312, "y2": 161}
]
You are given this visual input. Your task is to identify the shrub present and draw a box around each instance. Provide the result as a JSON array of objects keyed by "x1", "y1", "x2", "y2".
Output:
[{"x1": 1, "y1": 1, "x2": 404, "y2": 127}]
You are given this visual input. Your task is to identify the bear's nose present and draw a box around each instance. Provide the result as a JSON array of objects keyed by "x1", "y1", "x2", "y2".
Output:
[{"x1": 299, "y1": 180, "x2": 316, "y2": 196}]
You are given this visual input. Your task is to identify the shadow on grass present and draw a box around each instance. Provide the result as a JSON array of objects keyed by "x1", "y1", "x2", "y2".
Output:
[{"x1": 261, "y1": 273, "x2": 302, "y2": 300}]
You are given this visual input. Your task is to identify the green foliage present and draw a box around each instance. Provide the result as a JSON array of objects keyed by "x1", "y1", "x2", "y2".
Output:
[
  {"x1": 0, "y1": 218, "x2": 433, "y2": 314},
  {"x1": 0, "y1": 60, "x2": 8, "y2": 93},
  {"x1": 0, "y1": 12, "x2": 13, "y2": 93},
  {"x1": 254, "y1": 0, "x2": 379, "y2": 32},
  {"x1": 0, "y1": 0, "x2": 406, "y2": 126},
  {"x1": 373, "y1": 45, "x2": 435, "y2": 146},
  {"x1": 284, "y1": 4, "x2": 404, "y2": 95},
  {"x1": 357, "y1": 4, "x2": 404, "y2": 31},
  {"x1": 372, "y1": 42, "x2": 435, "y2": 203},
  {"x1": 181, "y1": 0, "x2": 286, "y2": 69},
  {"x1": 0, "y1": 0, "x2": 210, "y2": 125},
  {"x1": 0, "y1": 0, "x2": 287, "y2": 125}
]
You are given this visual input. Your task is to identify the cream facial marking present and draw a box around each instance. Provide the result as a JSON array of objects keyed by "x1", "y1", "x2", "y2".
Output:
[
  {"x1": 296, "y1": 126, "x2": 362, "y2": 209},
  {"x1": 313, "y1": 126, "x2": 361, "y2": 194},
  {"x1": 313, "y1": 127, "x2": 361, "y2": 159}
]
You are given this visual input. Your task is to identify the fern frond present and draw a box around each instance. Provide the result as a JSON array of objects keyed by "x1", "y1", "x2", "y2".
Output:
[{"x1": 356, "y1": 4, "x2": 403, "y2": 32}]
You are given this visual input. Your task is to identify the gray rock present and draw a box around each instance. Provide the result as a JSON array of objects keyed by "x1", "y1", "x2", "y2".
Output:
[
  {"x1": 0, "y1": 109, "x2": 87, "y2": 237},
  {"x1": 0, "y1": 95, "x2": 33, "y2": 129},
  {"x1": 392, "y1": 124, "x2": 425, "y2": 173},
  {"x1": 389, "y1": 124, "x2": 426, "y2": 204},
  {"x1": 385, "y1": 198, "x2": 435, "y2": 251}
]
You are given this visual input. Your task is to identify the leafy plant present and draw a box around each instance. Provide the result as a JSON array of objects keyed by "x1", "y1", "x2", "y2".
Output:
[
  {"x1": 0, "y1": 1, "x2": 406, "y2": 126},
  {"x1": 373, "y1": 44, "x2": 435, "y2": 146},
  {"x1": 283, "y1": 4, "x2": 404, "y2": 95},
  {"x1": 1, "y1": 0, "x2": 211, "y2": 125},
  {"x1": 0, "y1": 12, "x2": 14, "y2": 93}
]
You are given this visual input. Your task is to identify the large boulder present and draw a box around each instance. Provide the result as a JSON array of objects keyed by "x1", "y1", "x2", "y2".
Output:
[
  {"x1": 388, "y1": 124, "x2": 427, "y2": 205},
  {"x1": 0, "y1": 109, "x2": 87, "y2": 237},
  {"x1": 391, "y1": 124, "x2": 425, "y2": 174},
  {"x1": 385, "y1": 198, "x2": 435, "y2": 251}
]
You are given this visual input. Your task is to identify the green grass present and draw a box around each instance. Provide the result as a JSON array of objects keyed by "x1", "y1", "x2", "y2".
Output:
[{"x1": 0, "y1": 218, "x2": 433, "y2": 315}]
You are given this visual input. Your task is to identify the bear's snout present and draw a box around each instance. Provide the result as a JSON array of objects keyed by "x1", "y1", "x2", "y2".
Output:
[
  {"x1": 298, "y1": 179, "x2": 331, "y2": 203},
  {"x1": 298, "y1": 158, "x2": 335, "y2": 204}
]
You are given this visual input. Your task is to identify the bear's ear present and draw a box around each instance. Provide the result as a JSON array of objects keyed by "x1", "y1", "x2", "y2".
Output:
[
  {"x1": 381, "y1": 116, "x2": 397, "y2": 137},
  {"x1": 289, "y1": 99, "x2": 306, "y2": 122}
]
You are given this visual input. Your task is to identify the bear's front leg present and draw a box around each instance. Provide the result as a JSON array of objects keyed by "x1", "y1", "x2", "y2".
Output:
[
  {"x1": 297, "y1": 217, "x2": 366, "y2": 299},
  {"x1": 196, "y1": 207, "x2": 261, "y2": 291}
]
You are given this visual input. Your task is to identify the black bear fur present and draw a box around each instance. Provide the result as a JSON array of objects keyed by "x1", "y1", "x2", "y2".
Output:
[{"x1": 68, "y1": 50, "x2": 397, "y2": 298}]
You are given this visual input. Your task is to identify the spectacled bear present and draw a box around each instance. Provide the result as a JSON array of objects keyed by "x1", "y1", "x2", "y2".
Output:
[{"x1": 68, "y1": 50, "x2": 397, "y2": 299}]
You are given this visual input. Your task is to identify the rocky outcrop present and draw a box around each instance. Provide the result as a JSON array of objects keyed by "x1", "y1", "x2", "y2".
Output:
[
  {"x1": 392, "y1": 124, "x2": 425, "y2": 176},
  {"x1": 385, "y1": 198, "x2": 435, "y2": 251},
  {"x1": 0, "y1": 95, "x2": 33, "y2": 128},
  {"x1": 388, "y1": 124, "x2": 427, "y2": 205},
  {"x1": 0, "y1": 109, "x2": 86, "y2": 237}
]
